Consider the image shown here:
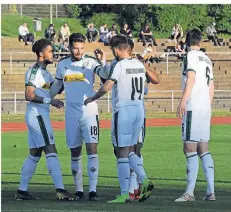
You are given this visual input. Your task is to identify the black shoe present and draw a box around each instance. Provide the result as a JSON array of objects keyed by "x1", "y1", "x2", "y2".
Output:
[
  {"x1": 56, "y1": 188, "x2": 76, "y2": 201},
  {"x1": 89, "y1": 191, "x2": 99, "y2": 201},
  {"x1": 15, "y1": 189, "x2": 39, "y2": 200},
  {"x1": 75, "y1": 191, "x2": 84, "y2": 200}
]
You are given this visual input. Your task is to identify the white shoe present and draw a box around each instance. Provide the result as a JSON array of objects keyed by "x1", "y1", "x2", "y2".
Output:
[
  {"x1": 203, "y1": 193, "x2": 216, "y2": 201},
  {"x1": 175, "y1": 193, "x2": 195, "y2": 202}
]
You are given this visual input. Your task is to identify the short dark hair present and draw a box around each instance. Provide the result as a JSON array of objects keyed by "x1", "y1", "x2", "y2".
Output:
[
  {"x1": 69, "y1": 33, "x2": 86, "y2": 46},
  {"x1": 110, "y1": 35, "x2": 131, "y2": 50},
  {"x1": 32, "y1": 38, "x2": 52, "y2": 57},
  {"x1": 148, "y1": 43, "x2": 153, "y2": 47},
  {"x1": 186, "y1": 28, "x2": 202, "y2": 46}
]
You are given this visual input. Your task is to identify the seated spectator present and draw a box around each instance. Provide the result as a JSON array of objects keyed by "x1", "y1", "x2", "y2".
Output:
[
  {"x1": 18, "y1": 22, "x2": 34, "y2": 45},
  {"x1": 99, "y1": 23, "x2": 109, "y2": 43},
  {"x1": 139, "y1": 23, "x2": 158, "y2": 46},
  {"x1": 111, "y1": 23, "x2": 119, "y2": 35},
  {"x1": 44, "y1": 24, "x2": 56, "y2": 41},
  {"x1": 206, "y1": 22, "x2": 221, "y2": 46},
  {"x1": 142, "y1": 44, "x2": 165, "y2": 65},
  {"x1": 120, "y1": 23, "x2": 132, "y2": 38},
  {"x1": 58, "y1": 23, "x2": 71, "y2": 43},
  {"x1": 171, "y1": 24, "x2": 183, "y2": 42},
  {"x1": 105, "y1": 29, "x2": 117, "y2": 46},
  {"x1": 86, "y1": 23, "x2": 99, "y2": 43}
]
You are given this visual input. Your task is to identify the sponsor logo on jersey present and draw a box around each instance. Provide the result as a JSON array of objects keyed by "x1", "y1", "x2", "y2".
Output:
[
  {"x1": 64, "y1": 73, "x2": 86, "y2": 82},
  {"x1": 42, "y1": 82, "x2": 51, "y2": 90}
]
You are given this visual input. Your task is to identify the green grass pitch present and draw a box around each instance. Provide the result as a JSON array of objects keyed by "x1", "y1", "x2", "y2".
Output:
[{"x1": 2, "y1": 125, "x2": 231, "y2": 212}]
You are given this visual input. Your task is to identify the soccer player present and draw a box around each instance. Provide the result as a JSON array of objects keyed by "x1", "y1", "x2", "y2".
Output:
[
  {"x1": 50, "y1": 33, "x2": 110, "y2": 201},
  {"x1": 129, "y1": 67, "x2": 159, "y2": 200},
  {"x1": 15, "y1": 39, "x2": 74, "y2": 201},
  {"x1": 175, "y1": 29, "x2": 215, "y2": 202},
  {"x1": 84, "y1": 35, "x2": 157, "y2": 203}
]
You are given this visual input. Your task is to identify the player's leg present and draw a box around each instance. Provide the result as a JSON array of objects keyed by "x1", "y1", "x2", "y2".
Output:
[
  {"x1": 128, "y1": 145, "x2": 139, "y2": 200},
  {"x1": 198, "y1": 142, "x2": 215, "y2": 201},
  {"x1": 15, "y1": 145, "x2": 42, "y2": 200},
  {"x1": 197, "y1": 115, "x2": 215, "y2": 201},
  {"x1": 108, "y1": 110, "x2": 132, "y2": 203},
  {"x1": 82, "y1": 115, "x2": 99, "y2": 201},
  {"x1": 175, "y1": 111, "x2": 198, "y2": 202},
  {"x1": 37, "y1": 114, "x2": 75, "y2": 201},
  {"x1": 66, "y1": 117, "x2": 84, "y2": 200},
  {"x1": 129, "y1": 109, "x2": 153, "y2": 202}
]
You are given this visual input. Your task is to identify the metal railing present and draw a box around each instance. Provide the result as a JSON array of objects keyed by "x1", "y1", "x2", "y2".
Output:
[
  {"x1": 1, "y1": 90, "x2": 231, "y2": 114},
  {"x1": 2, "y1": 51, "x2": 231, "y2": 75}
]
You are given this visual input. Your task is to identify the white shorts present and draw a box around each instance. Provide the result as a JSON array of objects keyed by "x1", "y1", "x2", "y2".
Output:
[
  {"x1": 138, "y1": 118, "x2": 146, "y2": 144},
  {"x1": 111, "y1": 106, "x2": 144, "y2": 147},
  {"x1": 26, "y1": 110, "x2": 55, "y2": 149},
  {"x1": 182, "y1": 111, "x2": 211, "y2": 142},
  {"x1": 66, "y1": 115, "x2": 99, "y2": 148}
]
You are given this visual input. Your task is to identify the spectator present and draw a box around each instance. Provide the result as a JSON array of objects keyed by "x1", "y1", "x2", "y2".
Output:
[
  {"x1": 105, "y1": 29, "x2": 117, "y2": 46},
  {"x1": 206, "y1": 22, "x2": 221, "y2": 46},
  {"x1": 142, "y1": 44, "x2": 165, "y2": 65},
  {"x1": 99, "y1": 23, "x2": 109, "y2": 43},
  {"x1": 120, "y1": 23, "x2": 132, "y2": 38},
  {"x1": 111, "y1": 23, "x2": 119, "y2": 35},
  {"x1": 139, "y1": 23, "x2": 158, "y2": 46},
  {"x1": 18, "y1": 22, "x2": 31, "y2": 45},
  {"x1": 58, "y1": 23, "x2": 71, "y2": 43},
  {"x1": 171, "y1": 24, "x2": 183, "y2": 42},
  {"x1": 44, "y1": 24, "x2": 56, "y2": 41},
  {"x1": 86, "y1": 23, "x2": 99, "y2": 43}
]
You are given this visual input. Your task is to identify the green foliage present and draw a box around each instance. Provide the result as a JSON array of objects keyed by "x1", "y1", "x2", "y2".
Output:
[
  {"x1": 87, "y1": 13, "x2": 119, "y2": 29},
  {"x1": 63, "y1": 4, "x2": 81, "y2": 18},
  {"x1": 1, "y1": 14, "x2": 86, "y2": 38},
  {"x1": 207, "y1": 5, "x2": 231, "y2": 34}
]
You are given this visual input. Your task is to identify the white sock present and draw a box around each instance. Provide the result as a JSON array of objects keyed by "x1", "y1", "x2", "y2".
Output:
[
  {"x1": 117, "y1": 158, "x2": 130, "y2": 195},
  {"x1": 46, "y1": 153, "x2": 65, "y2": 189},
  {"x1": 185, "y1": 152, "x2": 198, "y2": 196},
  {"x1": 71, "y1": 156, "x2": 83, "y2": 192},
  {"x1": 19, "y1": 155, "x2": 40, "y2": 191},
  {"x1": 137, "y1": 155, "x2": 144, "y2": 184},
  {"x1": 129, "y1": 167, "x2": 138, "y2": 193},
  {"x1": 88, "y1": 154, "x2": 99, "y2": 192},
  {"x1": 200, "y1": 152, "x2": 215, "y2": 194},
  {"x1": 129, "y1": 152, "x2": 147, "y2": 183}
]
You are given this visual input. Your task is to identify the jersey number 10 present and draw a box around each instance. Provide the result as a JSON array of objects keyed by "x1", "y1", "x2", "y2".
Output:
[{"x1": 131, "y1": 77, "x2": 143, "y2": 100}]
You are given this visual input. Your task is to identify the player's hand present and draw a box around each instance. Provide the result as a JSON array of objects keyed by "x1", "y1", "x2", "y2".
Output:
[
  {"x1": 95, "y1": 49, "x2": 105, "y2": 61},
  {"x1": 50, "y1": 99, "x2": 64, "y2": 109},
  {"x1": 84, "y1": 97, "x2": 93, "y2": 106},
  {"x1": 177, "y1": 99, "x2": 186, "y2": 118}
]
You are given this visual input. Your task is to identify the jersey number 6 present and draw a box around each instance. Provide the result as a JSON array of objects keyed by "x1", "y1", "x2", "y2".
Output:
[{"x1": 131, "y1": 77, "x2": 143, "y2": 100}]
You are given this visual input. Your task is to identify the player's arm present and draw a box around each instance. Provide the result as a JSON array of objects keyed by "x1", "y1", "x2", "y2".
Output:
[
  {"x1": 93, "y1": 50, "x2": 111, "y2": 79},
  {"x1": 84, "y1": 80, "x2": 115, "y2": 105},
  {"x1": 25, "y1": 86, "x2": 46, "y2": 103},
  {"x1": 85, "y1": 62, "x2": 122, "y2": 105},
  {"x1": 145, "y1": 64, "x2": 160, "y2": 84},
  {"x1": 50, "y1": 62, "x2": 64, "y2": 99},
  {"x1": 209, "y1": 80, "x2": 214, "y2": 104}
]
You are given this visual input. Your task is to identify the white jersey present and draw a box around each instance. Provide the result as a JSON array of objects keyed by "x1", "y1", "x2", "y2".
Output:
[
  {"x1": 25, "y1": 63, "x2": 54, "y2": 113},
  {"x1": 109, "y1": 58, "x2": 147, "y2": 112},
  {"x1": 56, "y1": 55, "x2": 110, "y2": 118},
  {"x1": 182, "y1": 50, "x2": 213, "y2": 112}
]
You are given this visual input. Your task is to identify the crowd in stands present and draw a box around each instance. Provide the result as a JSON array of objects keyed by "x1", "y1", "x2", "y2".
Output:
[{"x1": 18, "y1": 21, "x2": 223, "y2": 61}]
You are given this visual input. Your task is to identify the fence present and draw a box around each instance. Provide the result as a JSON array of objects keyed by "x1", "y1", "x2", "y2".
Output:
[
  {"x1": 1, "y1": 90, "x2": 231, "y2": 114},
  {"x1": 2, "y1": 4, "x2": 67, "y2": 18},
  {"x1": 2, "y1": 51, "x2": 231, "y2": 75}
]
